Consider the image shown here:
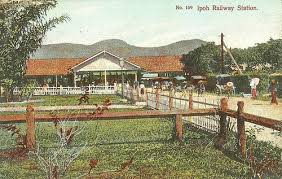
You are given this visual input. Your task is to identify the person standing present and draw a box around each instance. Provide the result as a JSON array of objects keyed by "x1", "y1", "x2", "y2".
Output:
[
  {"x1": 250, "y1": 83, "x2": 257, "y2": 99},
  {"x1": 197, "y1": 80, "x2": 205, "y2": 97},
  {"x1": 250, "y1": 78, "x2": 260, "y2": 99},
  {"x1": 140, "y1": 82, "x2": 145, "y2": 95},
  {"x1": 139, "y1": 82, "x2": 145, "y2": 101},
  {"x1": 269, "y1": 79, "x2": 278, "y2": 105},
  {"x1": 43, "y1": 83, "x2": 48, "y2": 95}
]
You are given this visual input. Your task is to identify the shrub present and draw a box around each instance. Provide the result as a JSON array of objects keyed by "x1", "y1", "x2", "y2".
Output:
[
  {"x1": 20, "y1": 81, "x2": 37, "y2": 101},
  {"x1": 2, "y1": 79, "x2": 14, "y2": 102},
  {"x1": 206, "y1": 74, "x2": 217, "y2": 92},
  {"x1": 232, "y1": 74, "x2": 250, "y2": 93},
  {"x1": 232, "y1": 72, "x2": 269, "y2": 94}
]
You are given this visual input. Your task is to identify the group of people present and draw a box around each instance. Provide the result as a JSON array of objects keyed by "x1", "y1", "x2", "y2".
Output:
[
  {"x1": 123, "y1": 78, "x2": 280, "y2": 105},
  {"x1": 123, "y1": 81, "x2": 146, "y2": 97}
]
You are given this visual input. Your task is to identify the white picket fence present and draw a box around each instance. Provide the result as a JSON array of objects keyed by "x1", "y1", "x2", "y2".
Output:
[{"x1": 13, "y1": 85, "x2": 116, "y2": 96}]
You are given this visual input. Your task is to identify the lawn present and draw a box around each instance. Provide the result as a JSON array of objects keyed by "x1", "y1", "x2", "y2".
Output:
[
  {"x1": 0, "y1": 94, "x2": 126, "y2": 107},
  {"x1": 0, "y1": 116, "x2": 250, "y2": 178}
]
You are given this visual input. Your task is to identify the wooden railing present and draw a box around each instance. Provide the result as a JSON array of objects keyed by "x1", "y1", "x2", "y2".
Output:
[
  {"x1": 0, "y1": 106, "x2": 217, "y2": 149},
  {"x1": 13, "y1": 85, "x2": 116, "y2": 96},
  {"x1": 216, "y1": 98, "x2": 282, "y2": 158},
  {"x1": 0, "y1": 98, "x2": 281, "y2": 159},
  {"x1": 118, "y1": 88, "x2": 221, "y2": 133}
]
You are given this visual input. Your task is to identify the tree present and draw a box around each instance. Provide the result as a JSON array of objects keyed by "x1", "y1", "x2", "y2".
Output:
[
  {"x1": 225, "y1": 47, "x2": 257, "y2": 72},
  {"x1": 181, "y1": 42, "x2": 220, "y2": 77},
  {"x1": 229, "y1": 39, "x2": 282, "y2": 72},
  {"x1": 0, "y1": 0, "x2": 69, "y2": 101},
  {"x1": 261, "y1": 38, "x2": 282, "y2": 72},
  {"x1": 181, "y1": 38, "x2": 282, "y2": 78}
]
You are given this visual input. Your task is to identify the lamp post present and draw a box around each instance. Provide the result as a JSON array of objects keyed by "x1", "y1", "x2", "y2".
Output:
[{"x1": 119, "y1": 58, "x2": 125, "y2": 98}]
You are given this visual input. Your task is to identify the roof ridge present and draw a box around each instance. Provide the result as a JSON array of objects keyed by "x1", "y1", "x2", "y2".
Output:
[
  {"x1": 128, "y1": 55, "x2": 182, "y2": 58},
  {"x1": 28, "y1": 57, "x2": 88, "y2": 61}
]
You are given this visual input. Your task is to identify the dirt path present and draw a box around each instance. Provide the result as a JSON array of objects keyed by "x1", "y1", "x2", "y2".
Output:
[{"x1": 169, "y1": 91, "x2": 282, "y2": 120}]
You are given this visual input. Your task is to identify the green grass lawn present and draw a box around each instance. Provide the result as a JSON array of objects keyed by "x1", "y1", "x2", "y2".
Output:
[
  {"x1": 0, "y1": 94, "x2": 126, "y2": 107},
  {"x1": 0, "y1": 107, "x2": 146, "y2": 116},
  {"x1": 0, "y1": 116, "x2": 250, "y2": 178}
]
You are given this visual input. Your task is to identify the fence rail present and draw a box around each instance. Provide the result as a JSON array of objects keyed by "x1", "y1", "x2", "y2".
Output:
[
  {"x1": 2, "y1": 86, "x2": 282, "y2": 159},
  {"x1": 118, "y1": 88, "x2": 282, "y2": 154},
  {"x1": 144, "y1": 89, "x2": 220, "y2": 133},
  {"x1": 13, "y1": 85, "x2": 116, "y2": 96},
  {"x1": 117, "y1": 87, "x2": 221, "y2": 133},
  {"x1": 0, "y1": 108, "x2": 217, "y2": 123},
  {"x1": 0, "y1": 106, "x2": 217, "y2": 149}
]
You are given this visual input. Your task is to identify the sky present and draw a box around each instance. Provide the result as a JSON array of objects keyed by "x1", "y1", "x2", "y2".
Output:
[{"x1": 43, "y1": 0, "x2": 282, "y2": 48}]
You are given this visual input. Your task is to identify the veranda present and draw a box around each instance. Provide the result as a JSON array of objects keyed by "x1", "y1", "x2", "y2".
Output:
[{"x1": 17, "y1": 51, "x2": 141, "y2": 95}]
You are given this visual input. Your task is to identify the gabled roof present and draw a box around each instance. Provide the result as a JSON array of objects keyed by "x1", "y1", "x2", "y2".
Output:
[
  {"x1": 25, "y1": 58, "x2": 85, "y2": 76},
  {"x1": 72, "y1": 50, "x2": 140, "y2": 71},
  {"x1": 128, "y1": 55, "x2": 183, "y2": 72}
]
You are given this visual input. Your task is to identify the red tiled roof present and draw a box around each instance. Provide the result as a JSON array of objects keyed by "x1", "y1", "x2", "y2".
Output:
[
  {"x1": 25, "y1": 58, "x2": 85, "y2": 76},
  {"x1": 128, "y1": 55, "x2": 183, "y2": 72},
  {"x1": 25, "y1": 55, "x2": 184, "y2": 76}
]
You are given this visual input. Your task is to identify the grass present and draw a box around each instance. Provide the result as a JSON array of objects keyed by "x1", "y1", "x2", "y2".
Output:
[
  {"x1": 0, "y1": 94, "x2": 126, "y2": 107},
  {"x1": 0, "y1": 115, "x2": 250, "y2": 178},
  {"x1": 0, "y1": 107, "x2": 146, "y2": 115}
]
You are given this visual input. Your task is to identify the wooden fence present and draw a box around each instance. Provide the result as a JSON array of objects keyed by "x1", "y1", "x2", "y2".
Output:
[
  {"x1": 13, "y1": 85, "x2": 116, "y2": 96},
  {"x1": 118, "y1": 87, "x2": 282, "y2": 157},
  {"x1": 119, "y1": 87, "x2": 221, "y2": 133},
  {"x1": 217, "y1": 99, "x2": 282, "y2": 158},
  {"x1": 1, "y1": 101, "x2": 281, "y2": 159},
  {"x1": 0, "y1": 106, "x2": 217, "y2": 149}
]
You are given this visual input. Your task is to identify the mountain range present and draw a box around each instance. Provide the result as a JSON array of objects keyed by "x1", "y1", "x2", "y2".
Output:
[{"x1": 31, "y1": 39, "x2": 206, "y2": 59}]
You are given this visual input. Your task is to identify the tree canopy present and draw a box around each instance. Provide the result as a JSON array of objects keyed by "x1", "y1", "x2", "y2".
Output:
[
  {"x1": 181, "y1": 38, "x2": 282, "y2": 77},
  {"x1": 181, "y1": 42, "x2": 220, "y2": 77},
  {"x1": 0, "y1": 0, "x2": 69, "y2": 88}
]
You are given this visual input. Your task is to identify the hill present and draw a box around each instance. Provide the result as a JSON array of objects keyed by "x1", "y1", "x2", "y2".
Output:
[{"x1": 31, "y1": 39, "x2": 206, "y2": 59}]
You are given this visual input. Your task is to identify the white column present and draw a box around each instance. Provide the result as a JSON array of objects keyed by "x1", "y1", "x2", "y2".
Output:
[
  {"x1": 104, "y1": 70, "x2": 107, "y2": 86},
  {"x1": 135, "y1": 72, "x2": 138, "y2": 81},
  {"x1": 55, "y1": 75, "x2": 58, "y2": 88},
  {"x1": 73, "y1": 72, "x2": 77, "y2": 87}
]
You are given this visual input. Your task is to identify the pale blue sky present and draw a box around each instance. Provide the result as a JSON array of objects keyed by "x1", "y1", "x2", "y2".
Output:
[{"x1": 44, "y1": 0, "x2": 282, "y2": 48}]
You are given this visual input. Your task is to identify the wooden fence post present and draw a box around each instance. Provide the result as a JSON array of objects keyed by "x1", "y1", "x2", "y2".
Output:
[
  {"x1": 26, "y1": 104, "x2": 35, "y2": 149},
  {"x1": 156, "y1": 88, "x2": 160, "y2": 110},
  {"x1": 169, "y1": 90, "x2": 173, "y2": 110},
  {"x1": 215, "y1": 98, "x2": 228, "y2": 149},
  {"x1": 188, "y1": 93, "x2": 193, "y2": 110},
  {"x1": 174, "y1": 114, "x2": 183, "y2": 141},
  {"x1": 237, "y1": 101, "x2": 246, "y2": 159}
]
